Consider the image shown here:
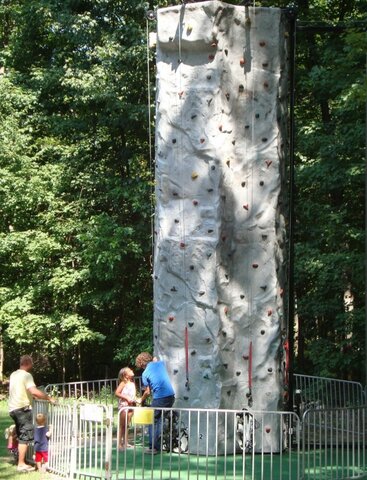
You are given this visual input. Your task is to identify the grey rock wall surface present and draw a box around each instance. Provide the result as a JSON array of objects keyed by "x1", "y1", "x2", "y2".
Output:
[{"x1": 153, "y1": 1, "x2": 289, "y2": 452}]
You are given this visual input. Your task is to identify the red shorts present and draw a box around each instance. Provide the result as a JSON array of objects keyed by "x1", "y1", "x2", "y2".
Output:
[{"x1": 35, "y1": 451, "x2": 48, "y2": 463}]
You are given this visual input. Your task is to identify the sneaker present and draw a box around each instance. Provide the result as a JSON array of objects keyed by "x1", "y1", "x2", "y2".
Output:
[
  {"x1": 17, "y1": 465, "x2": 36, "y2": 472},
  {"x1": 145, "y1": 447, "x2": 158, "y2": 454}
]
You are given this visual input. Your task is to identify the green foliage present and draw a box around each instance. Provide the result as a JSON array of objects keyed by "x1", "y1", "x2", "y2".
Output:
[
  {"x1": 0, "y1": 0, "x2": 153, "y2": 382},
  {"x1": 293, "y1": 2, "x2": 366, "y2": 380}
]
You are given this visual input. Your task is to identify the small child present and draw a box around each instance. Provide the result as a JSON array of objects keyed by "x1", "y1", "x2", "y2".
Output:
[
  {"x1": 34, "y1": 413, "x2": 51, "y2": 472},
  {"x1": 4, "y1": 424, "x2": 19, "y2": 463},
  {"x1": 115, "y1": 367, "x2": 136, "y2": 450}
]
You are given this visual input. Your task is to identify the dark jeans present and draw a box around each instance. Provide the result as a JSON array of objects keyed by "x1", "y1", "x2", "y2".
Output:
[
  {"x1": 149, "y1": 395, "x2": 175, "y2": 450},
  {"x1": 10, "y1": 407, "x2": 33, "y2": 444}
]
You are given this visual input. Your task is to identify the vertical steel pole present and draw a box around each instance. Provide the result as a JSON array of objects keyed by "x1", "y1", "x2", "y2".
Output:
[{"x1": 287, "y1": 6, "x2": 297, "y2": 413}]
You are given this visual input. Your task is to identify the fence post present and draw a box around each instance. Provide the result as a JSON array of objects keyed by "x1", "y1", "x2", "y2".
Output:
[{"x1": 69, "y1": 402, "x2": 77, "y2": 479}]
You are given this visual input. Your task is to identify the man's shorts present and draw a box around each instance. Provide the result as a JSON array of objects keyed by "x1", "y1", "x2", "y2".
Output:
[
  {"x1": 35, "y1": 451, "x2": 48, "y2": 463},
  {"x1": 9, "y1": 407, "x2": 34, "y2": 444}
]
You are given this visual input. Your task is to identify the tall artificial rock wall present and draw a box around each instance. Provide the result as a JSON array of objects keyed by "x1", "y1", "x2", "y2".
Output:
[{"x1": 153, "y1": 1, "x2": 289, "y2": 452}]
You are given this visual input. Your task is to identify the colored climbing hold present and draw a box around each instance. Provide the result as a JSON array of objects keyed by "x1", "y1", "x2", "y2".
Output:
[
  {"x1": 239, "y1": 84, "x2": 244, "y2": 93},
  {"x1": 219, "y1": 125, "x2": 223, "y2": 131},
  {"x1": 171, "y1": 286, "x2": 177, "y2": 292},
  {"x1": 207, "y1": 75, "x2": 211, "y2": 80},
  {"x1": 225, "y1": 93, "x2": 230, "y2": 101},
  {"x1": 265, "y1": 427, "x2": 271, "y2": 433},
  {"x1": 236, "y1": 371, "x2": 241, "y2": 376},
  {"x1": 241, "y1": 181, "x2": 246, "y2": 187},
  {"x1": 174, "y1": 219, "x2": 179, "y2": 223},
  {"x1": 180, "y1": 242, "x2": 186, "y2": 248},
  {"x1": 191, "y1": 350, "x2": 196, "y2": 355},
  {"x1": 168, "y1": 315, "x2": 175, "y2": 322},
  {"x1": 188, "y1": 322, "x2": 194, "y2": 327},
  {"x1": 264, "y1": 81, "x2": 269, "y2": 89},
  {"x1": 211, "y1": 40, "x2": 218, "y2": 48},
  {"x1": 172, "y1": 138, "x2": 177, "y2": 144},
  {"x1": 240, "y1": 57, "x2": 246, "y2": 66},
  {"x1": 208, "y1": 54, "x2": 215, "y2": 61},
  {"x1": 191, "y1": 114, "x2": 197, "y2": 119},
  {"x1": 189, "y1": 265, "x2": 194, "y2": 270},
  {"x1": 266, "y1": 160, "x2": 272, "y2": 168},
  {"x1": 267, "y1": 309, "x2": 273, "y2": 316},
  {"x1": 207, "y1": 188, "x2": 213, "y2": 193},
  {"x1": 200, "y1": 138, "x2": 205, "y2": 144},
  {"x1": 262, "y1": 62, "x2": 269, "y2": 68},
  {"x1": 261, "y1": 330, "x2": 265, "y2": 335},
  {"x1": 199, "y1": 291, "x2": 205, "y2": 296},
  {"x1": 178, "y1": 91, "x2": 184, "y2": 98},
  {"x1": 211, "y1": 165, "x2": 216, "y2": 170},
  {"x1": 186, "y1": 24, "x2": 193, "y2": 34},
  {"x1": 193, "y1": 200, "x2": 198, "y2": 206},
  {"x1": 259, "y1": 41, "x2": 266, "y2": 47},
  {"x1": 173, "y1": 369, "x2": 178, "y2": 374},
  {"x1": 262, "y1": 137, "x2": 268, "y2": 142},
  {"x1": 224, "y1": 49, "x2": 228, "y2": 56},
  {"x1": 224, "y1": 307, "x2": 228, "y2": 315},
  {"x1": 268, "y1": 368, "x2": 273, "y2": 373},
  {"x1": 240, "y1": 294, "x2": 245, "y2": 299},
  {"x1": 242, "y1": 355, "x2": 249, "y2": 360},
  {"x1": 243, "y1": 204, "x2": 249, "y2": 210},
  {"x1": 260, "y1": 181, "x2": 264, "y2": 186},
  {"x1": 208, "y1": 229, "x2": 214, "y2": 233},
  {"x1": 252, "y1": 263, "x2": 258, "y2": 268},
  {"x1": 255, "y1": 113, "x2": 260, "y2": 119},
  {"x1": 226, "y1": 160, "x2": 230, "y2": 167}
]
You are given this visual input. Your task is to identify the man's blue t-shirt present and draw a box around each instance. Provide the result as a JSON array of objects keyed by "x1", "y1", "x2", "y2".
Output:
[{"x1": 142, "y1": 361, "x2": 175, "y2": 399}]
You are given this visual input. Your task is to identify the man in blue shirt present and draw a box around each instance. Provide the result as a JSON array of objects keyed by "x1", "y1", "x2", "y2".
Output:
[{"x1": 136, "y1": 352, "x2": 175, "y2": 453}]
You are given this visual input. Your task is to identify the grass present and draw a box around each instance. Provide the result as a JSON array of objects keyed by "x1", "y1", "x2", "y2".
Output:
[{"x1": 0, "y1": 399, "x2": 56, "y2": 480}]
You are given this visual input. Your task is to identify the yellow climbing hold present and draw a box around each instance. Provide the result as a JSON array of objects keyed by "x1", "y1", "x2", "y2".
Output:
[
  {"x1": 187, "y1": 24, "x2": 193, "y2": 34},
  {"x1": 191, "y1": 172, "x2": 199, "y2": 180}
]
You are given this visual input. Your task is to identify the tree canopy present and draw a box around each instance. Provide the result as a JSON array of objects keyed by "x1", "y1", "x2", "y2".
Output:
[{"x1": 0, "y1": 0, "x2": 365, "y2": 384}]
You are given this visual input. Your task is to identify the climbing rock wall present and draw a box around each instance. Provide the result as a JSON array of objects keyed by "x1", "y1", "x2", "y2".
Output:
[{"x1": 153, "y1": 1, "x2": 289, "y2": 453}]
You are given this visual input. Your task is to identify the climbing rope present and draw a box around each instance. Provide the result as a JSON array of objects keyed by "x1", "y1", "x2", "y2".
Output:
[
  {"x1": 177, "y1": 5, "x2": 190, "y2": 391},
  {"x1": 146, "y1": 12, "x2": 156, "y2": 268}
]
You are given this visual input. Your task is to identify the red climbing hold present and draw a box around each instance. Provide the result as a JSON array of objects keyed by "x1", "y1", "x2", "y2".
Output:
[
  {"x1": 240, "y1": 57, "x2": 246, "y2": 66},
  {"x1": 243, "y1": 204, "x2": 249, "y2": 210},
  {"x1": 208, "y1": 54, "x2": 215, "y2": 61},
  {"x1": 200, "y1": 138, "x2": 205, "y2": 144},
  {"x1": 224, "y1": 307, "x2": 228, "y2": 315},
  {"x1": 267, "y1": 309, "x2": 273, "y2": 316},
  {"x1": 193, "y1": 200, "x2": 198, "y2": 206},
  {"x1": 265, "y1": 427, "x2": 271, "y2": 433},
  {"x1": 168, "y1": 315, "x2": 175, "y2": 322},
  {"x1": 178, "y1": 91, "x2": 184, "y2": 98},
  {"x1": 266, "y1": 160, "x2": 272, "y2": 168},
  {"x1": 180, "y1": 242, "x2": 186, "y2": 249}
]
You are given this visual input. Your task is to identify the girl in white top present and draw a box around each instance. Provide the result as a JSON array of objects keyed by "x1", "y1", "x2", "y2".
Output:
[{"x1": 115, "y1": 367, "x2": 136, "y2": 449}]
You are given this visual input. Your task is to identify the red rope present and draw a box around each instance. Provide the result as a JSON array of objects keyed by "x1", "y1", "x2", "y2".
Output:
[
  {"x1": 248, "y1": 341, "x2": 253, "y2": 390},
  {"x1": 185, "y1": 326, "x2": 189, "y2": 388}
]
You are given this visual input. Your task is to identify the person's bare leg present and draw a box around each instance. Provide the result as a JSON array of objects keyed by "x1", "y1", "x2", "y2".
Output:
[
  {"x1": 36, "y1": 461, "x2": 42, "y2": 471},
  {"x1": 18, "y1": 443, "x2": 28, "y2": 466}
]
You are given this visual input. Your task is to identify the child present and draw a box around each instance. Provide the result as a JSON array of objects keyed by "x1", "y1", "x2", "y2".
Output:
[
  {"x1": 34, "y1": 413, "x2": 51, "y2": 472},
  {"x1": 115, "y1": 367, "x2": 136, "y2": 450},
  {"x1": 4, "y1": 424, "x2": 19, "y2": 463}
]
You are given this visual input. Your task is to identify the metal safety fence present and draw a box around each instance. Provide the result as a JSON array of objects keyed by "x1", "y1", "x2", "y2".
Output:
[
  {"x1": 28, "y1": 401, "x2": 366, "y2": 480},
  {"x1": 45, "y1": 377, "x2": 144, "y2": 404},
  {"x1": 293, "y1": 374, "x2": 365, "y2": 411},
  {"x1": 301, "y1": 406, "x2": 367, "y2": 480}
]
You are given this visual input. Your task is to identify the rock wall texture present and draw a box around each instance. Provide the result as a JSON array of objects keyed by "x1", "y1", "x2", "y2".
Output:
[{"x1": 153, "y1": 1, "x2": 289, "y2": 452}]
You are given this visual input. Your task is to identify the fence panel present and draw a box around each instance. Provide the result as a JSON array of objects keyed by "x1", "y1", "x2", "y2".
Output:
[
  {"x1": 301, "y1": 406, "x2": 367, "y2": 480},
  {"x1": 73, "y1": 403, "x2": 113, "y2": 480},
  {"x1": 31, "y1": 400, "x2": 74, "y2": 477},
  {"x1": 114, "y1": 407, "x2": 300, "y2": 480},
  {"x1": 45, "y1": 377, "x2": 143, "y2": 404},
  {"x1": 294, "y1": 374, "x2": 365, "y2": 411}
]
